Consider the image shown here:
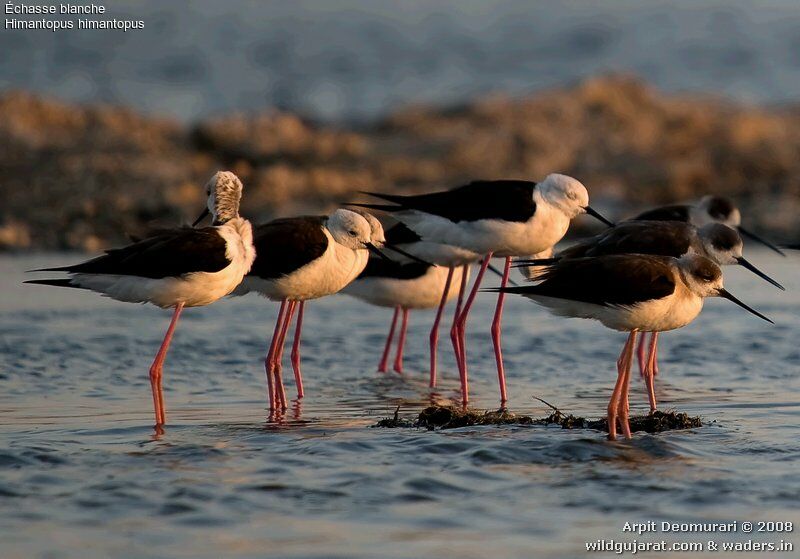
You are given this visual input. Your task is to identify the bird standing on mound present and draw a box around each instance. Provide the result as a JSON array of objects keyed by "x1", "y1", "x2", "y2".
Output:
[
  {"x1": 494, "y1": 253, "x2": 773, "y2": 440},
  {"x1": 514, "y1": 220, "x2": 784, "y2": 412},
  {"x1": 26, "y1": 171, "x2": 255, "y2": 431}
]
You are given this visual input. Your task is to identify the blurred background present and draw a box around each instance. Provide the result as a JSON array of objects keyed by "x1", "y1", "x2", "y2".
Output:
[{"x1": 2, "y1": 0, "x2": 800, "y2": 251}]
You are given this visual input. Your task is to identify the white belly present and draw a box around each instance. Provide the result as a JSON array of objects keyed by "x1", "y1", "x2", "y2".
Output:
[
  {"x1": 236, "y1": 241, "x2": 368, "y2": 301},
  {"x1": 72, "y1": 260, "x2": 250, "y2": 308},
  {"x1": 394, "y1": 204, "x2": 570, "y2": 257},
  {"x1": 527, "y1": 292, "x2": 704, "y2": 332},
  {"x1": 343, "y1": 265, "x2": 467, "y2": 309},
  {"x1": 70, "y1": 219, "x2": 255, "y2": 309}
]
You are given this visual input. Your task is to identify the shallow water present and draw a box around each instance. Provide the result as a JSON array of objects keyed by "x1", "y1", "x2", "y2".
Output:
[
  {"x1": 1, "y1": 253, "x2": 799, "y2": 558},
  {"x1": 5, "y1": 1, "x2": 800, "y2": 120}
]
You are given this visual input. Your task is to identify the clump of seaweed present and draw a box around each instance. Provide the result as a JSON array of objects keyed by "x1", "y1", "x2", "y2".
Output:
[{"x1": 374, "y1": 400, "x2": 702, "y2": 434}]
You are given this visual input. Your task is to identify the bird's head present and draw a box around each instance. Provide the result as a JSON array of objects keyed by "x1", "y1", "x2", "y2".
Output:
[
  {"x1": 193, "y1": 171, "x2": 244, "y2": 226},
  {"x1": 539, "y1": 174, "x2": 614, "y2": 226},
  {"x1": 696, "y1": 195, "x2": 740, "y2": 227}
]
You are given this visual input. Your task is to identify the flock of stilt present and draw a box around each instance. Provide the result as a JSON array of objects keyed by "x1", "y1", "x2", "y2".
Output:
[{"x1": 26, "y1": 171, "x2": 789, "y2": 440}]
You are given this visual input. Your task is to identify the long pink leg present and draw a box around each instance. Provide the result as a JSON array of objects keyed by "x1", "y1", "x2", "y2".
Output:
[
  {"x1": 608, "y1": 331, "x2": 637, "y2": 441},
  {"x1": 264, "y1": 300, "x2": 287, "y2": 411},
  {"x1": 454, "y1": 253, "x2": 493, "y2": 405},
  {"x1": 637, "y1": 334, "x2": 648, "y2": 378},
  {"x1": 378, "y1": 306, "x2": 400, "y2": 372},
  {"x1": 290, "y1": 301, "x2": 305, "y2": 399},
  {"x1": 644, "y1": 332, "x2": 659, "y2": 412},
  {"x1": 429, "y1": 266, "x2": 455, "y2": 387},
  {"x1": 449, "y1": 265, "x2": 469, "y2": 375},
  {"x1": 149, "y1": 302, "x2": 184, "y2": 427},
  {"x1": 652, "y1": 332, "x2": 660, "y2": 376},
  {"x1": 273, "y1": 300, "x2": 297, "y2": 410},
  {"x1": 393, "y1": 308, "x2": 410, "y2": 373},
  {"x1": 617, "y1": 332, "x2": 637, "y2": 440},
  {"x1": 490, "y1": 256, "x2": 512, "y2": 405}
]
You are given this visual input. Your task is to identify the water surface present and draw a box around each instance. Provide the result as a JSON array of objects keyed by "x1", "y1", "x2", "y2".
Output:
[{"x1": 1, "y1": 253, "x2": 798, "y2": 558}]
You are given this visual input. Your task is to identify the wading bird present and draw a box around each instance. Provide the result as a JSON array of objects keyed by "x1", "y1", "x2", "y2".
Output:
[
  {"x1": 351, "y1": 174, "x2": 613, "y2": 405},
  {"x1": 26, "y1": 172, "x2": 255, "y2": 430},
  {"x1": 514, "y1": 220, "x2": 784, "y2": 411},
  {"x1": 231, "y1": 209, "x2": 387, "y2": 412},
  {"x1": 494, "y1": 254, "x2": 772, "y2": 440}
]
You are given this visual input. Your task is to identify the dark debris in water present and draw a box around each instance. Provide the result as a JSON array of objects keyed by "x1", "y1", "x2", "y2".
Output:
[{"x1": 374, "y1": 405, "x2": 701, "y2": 434}]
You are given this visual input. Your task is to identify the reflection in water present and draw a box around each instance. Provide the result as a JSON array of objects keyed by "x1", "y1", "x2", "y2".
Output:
[{"x1": 0, "y1": 253, "x2": 799, "y2": 558}]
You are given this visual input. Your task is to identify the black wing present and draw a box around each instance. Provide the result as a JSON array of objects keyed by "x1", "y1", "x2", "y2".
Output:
[
  {"x1": 501, "y1": 254, "x2": 676, "y2": 307},
  {"x1": 559, "y1": 221, "x2": 693, "y2": 259},
  {"x1": 632, "y1": 204, "x2": 691, "y2": 223},
  {"x1": 384, "y1": 222, "x2": 422, "y2": 245},
  {"x1": 357, "y1": 258, "x2": 430, "y2": 280},
  {"x1": 249, "y1": 216, "x2": 329, "y2": 279},
  {"x1": 362, "y1": 180, "x2": 537, "y2": 223},
  {"x1": 35, "y1": 227, "x2": 230, "y2": 279}
]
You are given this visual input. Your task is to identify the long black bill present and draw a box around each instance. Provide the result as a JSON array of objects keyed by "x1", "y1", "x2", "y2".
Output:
[
  {"x1": 384, "y1": 244, "x2": 434, "y2": 266},
  {"x1": 192, "y1": 208, "x2": 210, "y2": 227},
  {"x1": 366, "y1": 242, "x2": 394, "y2": 262},
  {"x1": 717, "y1": 288, "x2": 774, "y2": 324},
  {"x1": 735, "y1": 257, "x2": 785, "y2": 291},
  {"x1": 738, "y1": 226, "x2": 785, "y2": 257},
  {"x1": 584, "y1": 206, "x2": 615, "y2": 227}
]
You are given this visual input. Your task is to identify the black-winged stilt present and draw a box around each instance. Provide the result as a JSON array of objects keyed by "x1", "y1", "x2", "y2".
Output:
[
  {"x1": 515, "y1": 219, "x2": 784, "y2": 411},
  {"x1": 26, "y1": 171, "x2": 255, "y2": 430},
  {"x1": 351, "y1": 174, "x2": 613, "y2": 405},
  {"x1": 633, "y1": 195, "x2": 785, "y2": 256},
  {"x1": 494, "y1": 253, "x2": 773, "y2": 440},
  {"x1": 231, "y1": 209, "x2": 385, "y2": 412}
]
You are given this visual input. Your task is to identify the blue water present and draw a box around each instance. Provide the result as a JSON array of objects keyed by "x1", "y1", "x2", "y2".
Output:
[
  {"x1": 3, "y1": 1, "x2": 800, "y2": 121},
  {"x1": 1, "y1": 252, "x2": 799, "y2": 558}
]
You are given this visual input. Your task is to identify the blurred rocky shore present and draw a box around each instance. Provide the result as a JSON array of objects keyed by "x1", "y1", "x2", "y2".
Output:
[{"x1": 1, "y1": 75, "x2": 798, "y2": 251}]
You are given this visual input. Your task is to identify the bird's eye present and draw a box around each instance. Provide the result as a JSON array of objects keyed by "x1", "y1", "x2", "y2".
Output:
[{"x1": 348, "y1": 230, "x2": 357, "y2": 236}]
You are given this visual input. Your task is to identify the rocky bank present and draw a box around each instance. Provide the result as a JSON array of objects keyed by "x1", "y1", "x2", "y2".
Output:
[{"x1": 2, "y1": 75, "x2": 798, "y2": 251}]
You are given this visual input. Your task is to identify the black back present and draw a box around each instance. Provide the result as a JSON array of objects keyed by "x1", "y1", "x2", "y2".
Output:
[
  {"x1": 559, "y1": 221, "x2": 694, "y2": 259},
  {"x1": 357, "y1": 258, "x2": 431, "y2": 281},
  {"x1": 632, "y1": 204, "x2": 691, "y2": 223},
  {"x1": 365, "y1": 180, "x2": 537, "y2": 223},
  {"x1": 384, "y1": 222, "x2": 422, "y2": 245},
  {"x1": 505, "y1": 254, "x2": 676, "y2": 307},
  {"x1": 41, "y1": 227, "x2": 230, "y2": 279},
  {"x1": 249, "y1": 216, "x2": 329, "y2": 279}
]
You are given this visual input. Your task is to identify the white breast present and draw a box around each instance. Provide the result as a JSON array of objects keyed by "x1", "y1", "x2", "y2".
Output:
[{"x1": 236, "y1": 228, "x2": 369, "y2": 301}]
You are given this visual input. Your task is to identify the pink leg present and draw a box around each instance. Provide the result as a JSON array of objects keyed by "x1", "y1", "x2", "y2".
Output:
[
  {"x1": 274, "y1": 300, "x2": 297, "y2": 410},
  {"x1": 449, "y1": 265, "x2": 469, "y2": 375},
  {"x1": 378, "y1": 306, "x2": 400, "y2": 373},
  {"x1": 393, "y1": 308, "x2": 410, "y2": 373},
  {"x1": 454, "y1": 253, "x2": 493, "y2": 405},
  {"x1": 264, "y1": 300, "x2": 287, "y2": 411},
  {"x1": 149, "y1": 302, "x2": 184, "y2": 427},
  {"x1": 608, "y1": 331, "x2": 637, "y2": 441},
  {"x1": 617, "y1": 332, "x2": 637, "y2": 440},
  {"x1": 290, "y1": 301, "x2": 305, "y2": 399},
  {"x1": 652, "y1": 333, "x2": 660, "y2": 377},
  {"x1": 429, "y1": 266, "x2": 455, "y2": 387},
  {"x1": 644, "y1": 332, "x2": 659, "y2": 412},
  {"x1": 490, "y1": 256, "x2": 512, "y2": 405},
  {"x1": 637, "y1": 334, "x2": 647, "y2": 378}
]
